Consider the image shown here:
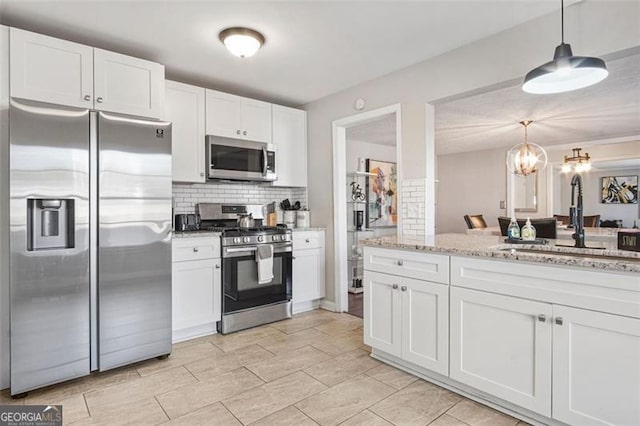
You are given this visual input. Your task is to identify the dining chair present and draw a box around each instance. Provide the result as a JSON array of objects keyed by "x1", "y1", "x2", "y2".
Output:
[{"x1": 464, "y1": 214, "x2": 487, "y2": 229}]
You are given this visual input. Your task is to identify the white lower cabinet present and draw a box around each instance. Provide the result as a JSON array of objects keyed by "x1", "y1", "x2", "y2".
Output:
[
  {"x1": 450, "y1": 287, "x2": 552, "y2": 417},
  {"x1": 292, "y1": 231, "x2": 325, "y2": 312},
  {"x1": 552, "y1": 305, "x2": 640, "y2": 426},
  {"x1": 364, "y1": 270, "x2": 448, "y2": 375},
  {"x1": 171, "y1": 237, "x2": 221, "y2": 342}
]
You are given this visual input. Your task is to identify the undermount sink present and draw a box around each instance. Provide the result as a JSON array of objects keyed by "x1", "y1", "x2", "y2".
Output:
[{"x1": 498, "y1": 247, "x2": 640, "y2": 263}]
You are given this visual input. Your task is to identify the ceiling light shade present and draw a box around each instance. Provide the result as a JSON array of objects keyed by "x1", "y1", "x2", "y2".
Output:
[
  {"x1": 562, "y1": 147, "x2": 591, "y2": 173},
  {"x1": 522, "y1": 0, "x2": 608, "y2": 94},
  {"x1": 506, "y1": 120, "x2": 548, "y2": 176},
  {"x1": 219, "y1": 27, "x2": 265, "y2": 58}
]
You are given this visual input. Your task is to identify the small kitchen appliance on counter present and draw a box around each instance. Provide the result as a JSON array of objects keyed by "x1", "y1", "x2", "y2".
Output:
[
  {"x1": 174, "y1": 213, "x2": 200, "y2": 231},
  {"x1": 196, "y1": 203, "x2": 293, "y2": 334}
]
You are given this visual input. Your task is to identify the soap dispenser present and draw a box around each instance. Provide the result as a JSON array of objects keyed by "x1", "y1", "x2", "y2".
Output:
[
  {"x1": 521, "y1": 217, "x2": 536, "y2": 241},
  {"x1": 507, "y1": 217, "x2": 520, "y2": 240}
]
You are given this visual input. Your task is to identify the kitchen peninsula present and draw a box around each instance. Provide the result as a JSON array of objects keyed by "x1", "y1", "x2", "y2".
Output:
[{"x1": 361, "y1": 233, "x2": 639, "y2": 426}]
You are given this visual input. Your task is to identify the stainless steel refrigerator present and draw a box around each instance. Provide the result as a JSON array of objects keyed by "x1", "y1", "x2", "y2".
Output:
[{"x1": 9, "y1": 99, "x2": 172, "y2": 395}]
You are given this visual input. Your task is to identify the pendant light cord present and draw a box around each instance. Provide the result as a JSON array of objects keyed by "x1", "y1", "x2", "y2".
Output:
[{"x1": 561, "y1": 0, "x2": 564, "y2": 43}]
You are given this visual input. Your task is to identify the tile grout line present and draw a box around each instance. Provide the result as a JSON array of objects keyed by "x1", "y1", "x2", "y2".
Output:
[
  {"x1": 292, "y1": 405, "x2": 320, "y2": 425},
  {"x1": 153, "y1": 395, "x2": 172, "y2": 423},
  {"x1": 219, "y1": 400, "x2": 248, "y2": 426}
]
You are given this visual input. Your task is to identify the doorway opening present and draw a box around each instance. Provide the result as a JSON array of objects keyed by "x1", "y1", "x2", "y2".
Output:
[{"x1": 332, "y1": 104, "x2": 402, "y2": 316}]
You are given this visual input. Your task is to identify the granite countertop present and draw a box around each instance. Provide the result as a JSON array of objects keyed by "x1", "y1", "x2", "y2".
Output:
[
  {"x1": 172, "y1": 231, "x2": 222, "y2": 238},
  {"x1": 361, "y1": 233, "x2": 640, "y2": 273}
]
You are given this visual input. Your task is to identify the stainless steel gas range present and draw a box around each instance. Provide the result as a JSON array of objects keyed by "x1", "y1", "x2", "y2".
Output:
[{"x1": 197, "y1": 203, "x2": 293, "y2": 334}]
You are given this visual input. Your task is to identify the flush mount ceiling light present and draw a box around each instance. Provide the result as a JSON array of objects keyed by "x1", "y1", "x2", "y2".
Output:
[
  {"x1": 561, "y1": 147, "x2": 591, "y2": 173},
  {"x1": 506, "y1": 120, "x2": 548, "y2": 176},
  {"x1": 219, "y1": 27, "x2": 265, "y2": 58},
  {"x1": 522, "y1": 0, "x2": 608, "y2": 94}
]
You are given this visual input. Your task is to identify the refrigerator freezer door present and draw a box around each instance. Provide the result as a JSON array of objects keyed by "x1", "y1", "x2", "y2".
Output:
[
  {"x1": 97, "y1": 111, "x2": 172, "y2": 371},
  {"x1": 9, "y1": 100, "x2": 90, "y2": 395}
]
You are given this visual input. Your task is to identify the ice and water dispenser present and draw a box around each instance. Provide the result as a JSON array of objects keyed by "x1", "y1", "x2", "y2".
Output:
[{"x1": 27, "y1": 198, "x2": 75, "y2": 251}]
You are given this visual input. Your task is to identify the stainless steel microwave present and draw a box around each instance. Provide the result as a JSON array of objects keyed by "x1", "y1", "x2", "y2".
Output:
[{"x1": 206, "y1": 136, "x2": 276, "y2": 182}]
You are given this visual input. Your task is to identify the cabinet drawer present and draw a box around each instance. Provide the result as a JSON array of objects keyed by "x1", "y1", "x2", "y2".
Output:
[
  {"x1": 172, "y1": 237, "x2": 220, "y2": 262},
  {"x1": 364, "y1": 247, "x2": 449, "y2": 284},
  {"x1": 293, "y1": 231, "x2": 323, "y2": 250}
]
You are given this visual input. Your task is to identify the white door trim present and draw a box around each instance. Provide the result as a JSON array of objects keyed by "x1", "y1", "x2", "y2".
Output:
[{"x1": 332, "y1": 104, "x2": 402, "y2": 313}]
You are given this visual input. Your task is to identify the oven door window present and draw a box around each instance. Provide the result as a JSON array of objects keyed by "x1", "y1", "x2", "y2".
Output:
[
  {"x1": 223, "y1": 251, "x2": 292, "y2": 313},
  {"x1": 211, "y1": 144, "x2": 263, "y2": 173}
]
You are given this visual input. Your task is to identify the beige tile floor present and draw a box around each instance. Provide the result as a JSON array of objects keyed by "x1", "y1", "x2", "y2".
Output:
[{"x1": 0, "y1": 310, "x2": 531, "y2": 426}]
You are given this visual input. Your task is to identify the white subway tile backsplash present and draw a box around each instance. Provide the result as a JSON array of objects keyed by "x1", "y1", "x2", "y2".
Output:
[{"x1": 173, "y1": 182, "x2": 307, "y2": 214}]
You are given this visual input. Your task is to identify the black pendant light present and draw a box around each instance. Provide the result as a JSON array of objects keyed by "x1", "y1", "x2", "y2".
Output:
[{"x1": 522, "y1": 0, "x2": 608, "y2": 94}]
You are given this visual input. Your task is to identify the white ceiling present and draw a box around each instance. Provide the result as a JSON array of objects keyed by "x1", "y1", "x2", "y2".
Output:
[
  {"x1": 435, "y1": 52, "x2": 640, "y2": 155},
  {"x1": 346, "y1": 113, "x2": 397, "y2": 146},
  {"x1": 0, "y1": 1, "x2": 567, "y2": 106}
]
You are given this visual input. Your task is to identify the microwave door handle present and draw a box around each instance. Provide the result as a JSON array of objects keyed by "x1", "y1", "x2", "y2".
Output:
[{"x1": 262, "y1": 146, "x2": 268, "y2": 176}]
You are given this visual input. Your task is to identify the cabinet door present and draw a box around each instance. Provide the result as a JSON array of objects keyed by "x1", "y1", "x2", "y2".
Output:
[
  {"x1": 401, "y1": 278, "x2": 448, "y2": 375},
  {"x1": 94, "y1": 48, "x2": 164, "y2": 119},
  {"x1": 292, "y1": 247, "x2": 324, "y2": 303},
  {"x1": 272, "y1": 105, "x2": 307, "y2": 187},
  {"x1": 450, "y1": 287, "x2": 552, "y2": 416},
  {"x1": 10, "y1": 28, "x2": 93, "y2": 108},
  {"x1": 172, "y1": 259, "x2": 221, "y2": 334},
  {"x1": 553, "y1": 305, "x2": 640, "y2": 426},
  {"x1": 364, "y1": 271, "x2": 402, "y2": 357},
  {"x1": 205, "y1": 89, "x2": 242, "y2": 138},
  {"x1": 165, "y1": 81, "x2": 206, "y2": 183},
  {"x1": 241, "y1": 98, "x2": 272, "y2": 143}
]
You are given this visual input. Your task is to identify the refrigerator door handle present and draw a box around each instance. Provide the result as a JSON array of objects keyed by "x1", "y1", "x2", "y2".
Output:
[{"x1": 89, "y1": 111, "x2": 98, "y2": 371}]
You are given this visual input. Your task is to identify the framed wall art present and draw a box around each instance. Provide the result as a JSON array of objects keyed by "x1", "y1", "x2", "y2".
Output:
[
  {"x1": 365, "y1": 159, "x2": 398, "y2": 227},
  {"x1": 601, "y1": 175, "x2": 638, "y2": 204}
]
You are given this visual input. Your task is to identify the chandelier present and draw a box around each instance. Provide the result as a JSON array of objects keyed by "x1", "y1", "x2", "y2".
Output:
[
  {"x1": 506, "y1": 120, "x2": 548, "y2": 176},
  {"x1": 562, "y1": 148, "x2": 591, "y2": 173}
]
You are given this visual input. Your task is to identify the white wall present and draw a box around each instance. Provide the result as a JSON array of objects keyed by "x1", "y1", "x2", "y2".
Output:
[
  {"x1": 303, "y1": 1, "x2": 640, "y2": 305},
  {"x1": 437, "y1": 148, "x2": 507, "y2": 233},
  {"x1": 559, "y1": 168, "x2": 640, "y2": 228},
  {"x1": 0, "y1": 25, "x2": 9, "y2": 390}
]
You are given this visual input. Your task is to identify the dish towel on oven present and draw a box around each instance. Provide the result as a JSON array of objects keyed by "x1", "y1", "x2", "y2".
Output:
[{"x1": 256, "y1": 244, "x2": 274, "y2": 284}]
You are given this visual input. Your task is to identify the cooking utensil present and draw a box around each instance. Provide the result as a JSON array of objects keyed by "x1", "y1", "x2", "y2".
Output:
[
  {"x1": 237, "y1": 213, "x2": 255, "y2": 228},
  {"x1": 293, "y1": 201, "x2": 301, "y2": 210}
]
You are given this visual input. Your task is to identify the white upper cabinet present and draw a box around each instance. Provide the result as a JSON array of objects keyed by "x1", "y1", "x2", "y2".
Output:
[
  {"x1": 94, "y1": 48, "x2": 164, "y2": 119},
  {"x1": 10, "y1": 28, "x2": 93, "y2": 108},
  {"x1": 165, "y1": 81, "x2": 206, "y2": 183},
  {"x1": 272, "y1": 105, "x2": 307, "y2": 187},
  {"x1": 9, "y1": 28, "x2": 164, "y2": 118},
  {"x1": 205, "y1": 89, "x2": 271, "y2": 143}
]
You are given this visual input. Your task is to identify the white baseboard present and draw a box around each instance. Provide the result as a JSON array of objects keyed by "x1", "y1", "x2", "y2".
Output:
[
  {"x1": 172, "y1": 322, "x2": 217, "y2": 344},
  {"x1": 320, "y1": 299, "x2": 338, "y2": 312},
  {"x1": 293, "y1": 299, "x2": 320, "y2": 314}
]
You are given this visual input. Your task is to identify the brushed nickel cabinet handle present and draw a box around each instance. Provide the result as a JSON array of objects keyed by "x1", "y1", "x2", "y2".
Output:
[
  {"x1": 236, "y1": 130, "x2": 241, "y2": 135},
  {"x1": 555, "y1": 317, "x2": 564, "y2": 325},
  {"x1": 215, "y1": 264, "x2": 220, "y2": 269},
  {"x1": 401, "y1": 286, "x2": 407, "y2": 292},
  {"x1": 397, "y1": 260, "x2": 403, "y2": 266},
  {"x1": 193, "y1": 247, "x2": 199, "y2": 252},
  {"x1": 96, "y1": 97, "x2": 103, "y2": 103},
  {"x1": 243, "y1": 130, "x2": 247, "y2": 136},
  {"x1": 84, "y1": 95, "x2": 91, "y2": 101},
  {"x1": 538, "y1": 314, "x2": 546, "y2": 322},
  {"x1": 392, "y1": 284, "x2": 398, "y2": 289}
]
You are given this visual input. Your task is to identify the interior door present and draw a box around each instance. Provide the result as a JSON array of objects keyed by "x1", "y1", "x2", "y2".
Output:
[
  {"x1": 552, "y1": 305, "x2": 640, "y2": 426},
  {"x1": 98, "y1": 111, "x2": 172, "y2": 371},
  {"x1": 450, "y1": 287, "x2": 552, "y2": 416}
]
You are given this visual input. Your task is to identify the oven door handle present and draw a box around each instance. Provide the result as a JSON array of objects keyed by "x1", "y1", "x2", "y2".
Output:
[
  {"x1": 223, "y1": 244, "x2": 292, "y2": 258},
  {"x1": 226, "y1": 247, "x2": 257, "y2": 254}
]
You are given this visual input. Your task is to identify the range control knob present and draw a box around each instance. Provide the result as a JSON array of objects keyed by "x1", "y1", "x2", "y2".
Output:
[
  {"x1": 243, "y1": 236, "x2": 251, "y2": 243},
  {"x1": 233, "y1": 237, "x2": 241, "y2": 244},
  {"x1": 257, "y1": 235, "x2": 264, "y2": 242},
  {"x1": 272, "y1": 235, "x2": 280, "y2": 241}
]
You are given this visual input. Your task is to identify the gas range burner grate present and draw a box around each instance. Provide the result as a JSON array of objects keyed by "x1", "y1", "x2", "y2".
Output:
[{"x1": 221, "y1": 225, "x2": 289, "y2": 235}]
